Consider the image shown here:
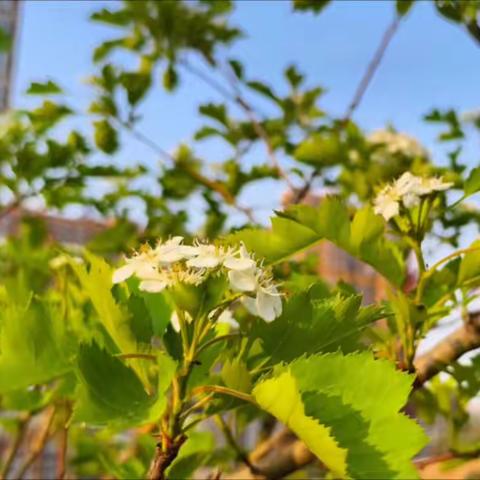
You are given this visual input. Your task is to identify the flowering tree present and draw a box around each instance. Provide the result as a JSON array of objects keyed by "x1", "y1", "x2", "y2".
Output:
[{"x1": 1, "y1": 1, "x2": 480, "y2": 479}]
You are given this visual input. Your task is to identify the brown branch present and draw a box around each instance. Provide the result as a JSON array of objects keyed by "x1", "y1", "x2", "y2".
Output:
[
  {"x1": 414, "y1": 311, "x2": 480, "y2": 386},
  {"x1": 55, "y1": 402, "x2": 72, "y2": 480},
  {"x1": 15, "y1": 406, "x2": 56, "y2": 479},
  {"x1": 115, "y1": 117, "x2": 257, "y2": 223},
  {"x1": 344, "y1": 15, "x2": 401, "y2": 120},
  {"x1": 222, "y1": 433, "x2": 315, "y2": 480},
  {"x1": 0, "y1": 197, "x2": 26, "y2": 221},
  {"x1": 215, "y1": 415, "x2": 262, "y2": 477},
  {"x1": 147, "y1": 435, "x2": 186, "y2": 480},
  {"x1": 0, "y1": 413, "x2": 31, "y2": 479},
  {"x1": 181, "y1": 59, "x2": 295, "y2": 190}
]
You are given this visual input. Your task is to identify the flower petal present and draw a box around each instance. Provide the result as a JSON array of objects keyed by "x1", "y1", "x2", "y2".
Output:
[
  {"x1": 228, "y1": 268, "x2": 257, "y2": 292},
  {"x1": 112, "y1": 263, "x2": 136, "y2": 284},
  {"x1": 139, "y1": 279, "x2": 168, "y2": 293},
  {"x1": 187, "y1": 255, "x2": 220, "y2": 268},
  {"x1": 223, "y1": 256, "x2": 256, "y2": 271},
  {"x1": 256, "y1": 290, "x2": 282, "y2": 322},
  {"x1": 241, "y1": 296, "x2": 258, "y2": 316}
]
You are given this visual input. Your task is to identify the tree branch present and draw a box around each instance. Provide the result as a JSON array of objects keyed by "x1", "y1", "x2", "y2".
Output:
[
  {"x1": 222, "y1": 431, "x2": 316, "y2": 480},
  {"x1": 0, "y1": 413, "x2": 31, "y2": 479},
  {"x1": 344, "y1": 15, "x2": 401, "y2": 120},
  {"x1": 147, "y1": 435, "x2": 187, "y2": 480},
  {"x1": 15, "y1": 406, "x2": 56, "y2": 479},
  {"x1": 414, "y1": 311, "x2": 480, "y2": 386}
]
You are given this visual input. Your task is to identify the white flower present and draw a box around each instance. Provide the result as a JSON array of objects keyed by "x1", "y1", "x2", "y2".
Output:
[
  {"x1": 228, "y1": 267, "x2": 257, "y2": 292},
  {"x1": 420, "y1": 176, "x2": 453, "y2": 193},
  {"x1": 242, "y1": 284, "x2": 282, "y2": 323},
  {"x1": 186, "y1": 244, "x2": 225, "y2": 268},
  {"x1": 208, "y1": 308, "x2": 237, "y2": 327},
  {"x1": 223, "y1": 243, "x2": 256, "y2": 271},
  {"x1": 373, "y1": 185, "x2": 400, "y2": 221},
  {"x1": 373, "y1": 172, "x2": 453, "y2": 221},
  {"x1": 112, "y1": 238, "x2": 282, "y2": 323},
  {"x1": 154, "y1": 236, "x2": 193, "y2": 264},
  {"x1": 368, "y1": 130, "x2": 426, "y2": 158},
  {"x1": 112, "y1": 250, "x2": 158, "y2": 284},
  {"x1": 139, "y1": 270, "x2": 172, "y2": 293}
]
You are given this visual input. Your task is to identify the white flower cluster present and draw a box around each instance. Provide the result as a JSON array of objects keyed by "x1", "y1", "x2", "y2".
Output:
[
  {"x1": 112, "y1": 237, "x2": 282, "y2": 323},
  {"x1": 368, "y1": 129, "x2": 426, "y2": 159},
  {"x1": 373, "y1": 172, "x2": 453, "y2": 221}
]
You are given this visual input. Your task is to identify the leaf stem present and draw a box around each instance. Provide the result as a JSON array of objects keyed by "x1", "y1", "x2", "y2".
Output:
[
  {"x1": 195, "y1": 333, "x2": 243, "y2": 359},
  {"x1": 192, "y1": 385, "x2": 256, "y2": 405}
]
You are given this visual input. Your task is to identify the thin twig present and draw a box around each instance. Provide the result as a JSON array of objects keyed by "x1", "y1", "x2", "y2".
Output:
[
  {"x1": 56, "y1": 403, "x2": 72, "y2": 480},
  {"x1": 115, "y1": 353, "x2": 157, "y2": 361},
  {"x1": 344, "y1": 15, "x2": 401, "y2": 120},
  {"x1": 292, "y1": 169, "x2": 319, "y2": 204},
  {"x1": 1, "y1": 413, "x2": 31, "y2": 479},
  {"x1": 181, "y1": 58, "x2": 295, "y2": 190},
  {"x1": 295, "y1": 15, "x2": 402, "y2": 205},
  {"x1": 192, "y1": 385, "x2": 256, "y2": 405},
  {"x1": 222, "y1": 61, "x2": 295, "y2": 190},
  {"x1": 15, "y1": 406, "x2": 56, "y2": 479},
  {"x1": 194, "y1": 333, "x2": 243, "y2": 359},
  {"x1": 114, "y1": 116, "x2": 257, "y2": 223},
  {"x1": 215, "y1": 415, "x2": 262, "y2": 476}
]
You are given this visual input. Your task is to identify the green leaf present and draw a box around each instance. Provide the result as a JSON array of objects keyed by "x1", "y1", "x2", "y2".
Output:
[
  {"x1": 73, "y1": 343, "x2": 175, "y2": 426},
  {"x1": 396, "y1": 0, "x2": 415, "y2": 16},
  {"x1": 228, "y1": 198, "x2": 405, "y2": 286},
  {"x1": 251, "y1": 286, "x2": 384, "y2": 363},
  {"x1": 464, "y1": 166, "x2": 480, "y2": 196},
  {"x1": 294, "y1": 132, "x2": 344, "y2": 167},
  {"x1": 163, "y1": 64, "x2": 179, "y2": 91},
  {"x1": 285, "y1": 65, "x2": 304, "y2": 89},
  {"x1": 221, "y1": 358, "x2": 252, "y2": 393},
  {"x1": 70, "y1": 253, "x2": 151, "y2": 391},
  {"x1": 458, "y1": 239, "x2": 480, "y2": 285},
  {"x1": 254, "y1": 369, "x2": 348, "y2": 477},
  {"x1": 246, "y1": 80, "x2": 281, "y2": 104},
  {"x1": 93, "y1": 119, "x2": 119, "y2": 154},
  {"x1": 119, "y1": 71, "x2": 151, "y2": 105},
  {"x1": 27, "y1": 101, "x2": 72, "y2": 135},
  {"x1": 90, "y1": 8, "x2": 131, "y2": 26},
  {"x1": 26, "y1": 80, "x2": 63, "y2": 95},
  {"x1": 199, "y1": 103, "x2": 228, "y2": 126},
  {"x1": 292, "y1": 0, "x2": 331, "y2": 14},
  {"x1": 0, "y1": 297, "x2": 74, "y2": 392},
  {"x1": 228, "y1": 58, "x2": 244, "y2": 80},
  {"x1": 141, "y1": 292, "x2": 172, "y2": 337},
  {"x1": 253, "y1": 352, "x2": 427, "y2": 479}
]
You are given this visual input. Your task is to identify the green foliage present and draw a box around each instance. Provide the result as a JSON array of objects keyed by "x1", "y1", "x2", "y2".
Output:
[
  {"x1": 229, "y1": 198, "x2": 405, "y2": 286},
  {"x1": 2, "y1": 1, "x2": 480, "y2": 478},
  {"x1": 26, "y1": 80, "x2": 63, "y2": 95},
  {"x1": 253, "y1": 352, "x2": 427, "y2": 479},
  {"x1": 464, "y1": 166, "x2": 480, "y2": 196},
  {"x1": 93, "y1": 119, "x2": 119, "y2": 154},
  {"x1": 74, "y1": 343, "x2": 175, "y2": 426},
  {"x1": 293, "y1": 0, "x2": 331, "y2": 14},
  {"x1": 250, "y1": 285, "x2": 385, "y2": 363},
  {"x1": 0, "y1": 296, "x2": 75, "y2": 392}
]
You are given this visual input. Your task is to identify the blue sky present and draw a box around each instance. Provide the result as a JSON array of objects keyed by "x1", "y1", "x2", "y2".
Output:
[{"x1": 11, "y1": 0, "x2": 480, "y2": 222}]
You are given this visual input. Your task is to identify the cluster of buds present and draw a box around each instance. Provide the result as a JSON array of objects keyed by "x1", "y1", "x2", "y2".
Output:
[
  {"x1": 373, "y1": 172, "x2": 453, "y2": 221},
  {"x1": 368, "y1": 129, "x2": 426, "y2": 159},
  {"x1": 112, "y1": 237, "x2": 282, "y2": 323}
]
